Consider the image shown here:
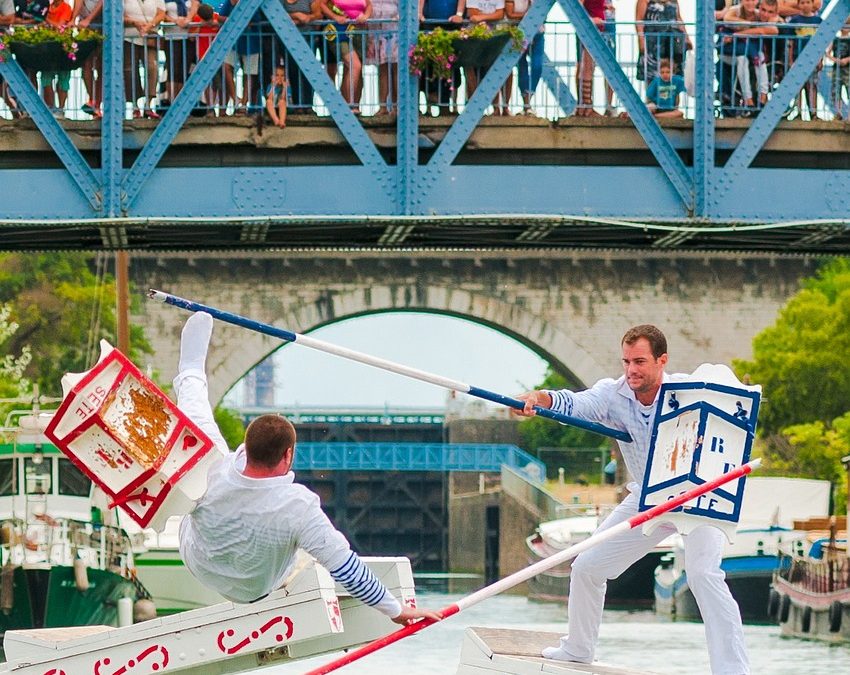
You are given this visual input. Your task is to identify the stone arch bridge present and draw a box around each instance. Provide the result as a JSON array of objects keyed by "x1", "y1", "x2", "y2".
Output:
[{"x1": 131, "y1": 251, "x2": 813, "y2": 403}]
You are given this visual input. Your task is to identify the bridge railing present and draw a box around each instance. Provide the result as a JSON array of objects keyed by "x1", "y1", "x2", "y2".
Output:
[
  {"x1": 293, "y1": 442, "x2": 545, "y2": 477},
  {"x1": 3, "y1": 19, "x2": 845, "y2": 122}
]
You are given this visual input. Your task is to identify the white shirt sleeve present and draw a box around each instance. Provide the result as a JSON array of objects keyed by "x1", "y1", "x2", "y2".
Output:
[{"x1": 546, "y1": 377, "x2": 621, "y2": 423}]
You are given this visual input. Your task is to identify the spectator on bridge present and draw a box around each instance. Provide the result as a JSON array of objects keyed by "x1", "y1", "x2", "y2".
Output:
[
  {"x1": 173, "y1": 312, "x2": 442, "y2": 624},
  {"x1": 279, "y1": 0, "x2": 321, "y2": 115},
  {"x1": 366, "y1": 0, "x2": 398, "y2": 116},
  {"x1": 219, "y1": 0, "x2": 262, "y2": 115},
  {"x1": 635, "y1": 0, "x2": 691, "y2": 83},
  {"x1": 124, "y1": 0, "x2": 166, "y2": 119},
  {"x1": 264, "y1": 63, "x2": 287, "y2": 127},
  {"x1": 506, "y1": 0, "x2": 545, "y2": 117},
  {"x1": 41, "y1": 0, "x2": 73, "y2": 119},
  {"x1": 785, "y1": 0, "x2": 822, "y2": 120},
  {"x1": 644, "y1": 57, "x2": 684, "y2": 117},
  {"x1": 320, "y1": 0, "x2": 368, "y2": 113},
  {"x1": 190, "y1": 2, "x2": 221, "y2": 113},
  {"x1": 778, "y1": 0, "x2": 821, "y2": 18},
  {"x1": 826, "y1": 23, "x2": 850, "y2": 120},
  {"x1": 719, "y1": 0, "x2": 781, "y2": 113},
  {"x1": 417, "y1": 0, "x2": 464, "y2": 116},
  {"x1": 71, "y1": 0, "x2": 103, "y2": 118},
  {"x1": 161, "y1": 0, "x2": 199, "y2": 109},
  {"x1": 463, "y1": 0, "x2": 505, "y2": 112}
]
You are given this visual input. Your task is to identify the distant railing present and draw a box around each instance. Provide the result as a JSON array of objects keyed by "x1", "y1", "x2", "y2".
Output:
[
  {"x1": 294, "y1": 442, "x2": 546, "y2": 476},
  {"x1": 500, "y1": 463, "x2": 564, "y2": 521},
  {"x1": 2, "y1": 18, "x2": 846, "y2": 122},
  {"x1": 776, "y1": 550, "x2": 850, "y2": 594}
]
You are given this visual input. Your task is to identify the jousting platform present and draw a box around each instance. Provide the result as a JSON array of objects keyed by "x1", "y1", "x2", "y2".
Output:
[
  {"x1": 456, "y1": 627, "x2": 658, "y2": 675},
  {"x1": 0, "y1": 557, "x2": 414, "y2": 675}
]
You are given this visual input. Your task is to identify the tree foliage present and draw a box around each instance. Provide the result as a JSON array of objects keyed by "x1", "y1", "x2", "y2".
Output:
[
  {"x1": 733, "y1": 258, "x2": 850, "y2": 436},
  {"x1": 0, "y1": 302, "x2": 33, "y2": 424},
  {"x1": 735, "y1": 258, "x2": 850, "y2": 514},
  {"x1": 214, "y1": 406, "x2": 246, "y2": 450},
  {"x1": 0, "y1": 253, "x2": 150, "y2": 397},
  {"x1": 518, "y1": 368, "x2": 610, "y2": 453}
]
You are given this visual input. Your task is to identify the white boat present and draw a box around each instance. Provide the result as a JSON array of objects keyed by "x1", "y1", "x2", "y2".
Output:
[
  {"x1": 653, "y1": 477, "x2": 831, "y2": 623},
  {"x1": 0, "y1": 410, "x2": 154, "y2": 639},
  {"x1": 526, "y1": 505, "x2": 674, "y2": 606}
]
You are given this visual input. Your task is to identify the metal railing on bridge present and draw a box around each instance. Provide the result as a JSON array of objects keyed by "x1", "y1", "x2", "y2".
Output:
[
  {"x1": 2, "y1": 1, "x2": 850, "y2": 248},
  {"x1": 293, "y1": 442, "x2": 545, "y2": 477}
]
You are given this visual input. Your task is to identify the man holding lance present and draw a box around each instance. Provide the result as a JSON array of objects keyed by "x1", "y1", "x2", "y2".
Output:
[
  {"x1": 517, "y1": 324, "x2": 749, "y2": 675},
  {"x1": 174, "y1": 311, "x2": 441, "y2": 625}
]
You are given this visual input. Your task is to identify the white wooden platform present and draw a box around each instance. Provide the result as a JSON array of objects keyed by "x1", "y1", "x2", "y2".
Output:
[
  {"x1": 0, "y1": 556, "x2": 414, "y2": 675},
  {"x1": 456, "y1": 627, "x2": 659, "y2": 675}
]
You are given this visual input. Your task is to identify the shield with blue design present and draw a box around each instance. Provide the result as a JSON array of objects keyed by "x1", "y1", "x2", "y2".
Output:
[{"x1": 640, "y1": 364, "x2": 761, "y2": 539}]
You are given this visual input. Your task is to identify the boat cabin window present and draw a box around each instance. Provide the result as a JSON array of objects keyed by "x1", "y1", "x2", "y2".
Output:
[
  {"x1": 0, "y1": 458, "x2": 15, "y2": 496},
  {"x1": 24, "y1": 457, "x2": 52, "y2": 495},
  {"x1": 58, "y1": 458, "x2": 91, "y2": 497}
]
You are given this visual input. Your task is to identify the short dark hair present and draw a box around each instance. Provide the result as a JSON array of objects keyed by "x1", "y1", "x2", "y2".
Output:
[
  {"x1": 197, "y1": 3, "x2": 214, "y2": 20},
  {"x1": 622, "y1": 324, "x2": 668, "y2": 359},
  {"x1": 244, "y1": 414, "x2": 296, "y2": 468}
]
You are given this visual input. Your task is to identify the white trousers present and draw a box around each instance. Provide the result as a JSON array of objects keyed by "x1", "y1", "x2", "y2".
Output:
[{"x1": 557, "y1": 494, "x2": 749, "y2": 675}]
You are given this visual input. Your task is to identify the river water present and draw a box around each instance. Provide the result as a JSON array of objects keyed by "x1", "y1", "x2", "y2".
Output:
[{"x1": 265, "y1": 588, "x2": 850, "y2": 675}]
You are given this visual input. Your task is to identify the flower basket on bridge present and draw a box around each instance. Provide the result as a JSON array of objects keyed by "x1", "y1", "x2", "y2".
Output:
[
  {"x1": 451, "y1": 33, "x2": 511, "y2": 69},
  {"x1": 0, "y1": 25, "x2": 103, "y2": 70}
]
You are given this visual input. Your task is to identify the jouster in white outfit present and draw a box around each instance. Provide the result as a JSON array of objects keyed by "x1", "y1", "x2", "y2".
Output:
[
  {"x1": 174, "y1": 324, "x2": 402, "y2": 618},
  {"x1": 544, "y1": 374, "x2": 750, "y2": 675}
]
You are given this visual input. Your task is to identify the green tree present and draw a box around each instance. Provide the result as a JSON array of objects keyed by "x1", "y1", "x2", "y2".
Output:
[
  {"x1": 735, "y1": 258, "x2": 850, "y2": 514},
  {"x1": 0, "y1": 302, "x2": 33, "y2": 425},
  {"x1": 0, "y1": 253, "x2": 150, "y2": 396},
  {"x1": 733, "y1": 258, "x2": 850, "y2": 436},
  {"x1": 518, "y1": 368, "x2": 610, "y2": 453},
  {"x1": 214, "y1": 406, "x2": 246, "y2": 450}
]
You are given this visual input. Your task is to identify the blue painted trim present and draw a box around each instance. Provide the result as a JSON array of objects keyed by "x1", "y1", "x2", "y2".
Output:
[
  {"x1": 292, "y1": 442, "x2": 545, "y2": 474},
  {"x1": 557, "y1": 0, "x2": 692, "y2": 210},
  {"x1": 415, "y1": 0, "x2": 555, "y2": 207},
  {"x1": 397, "y1": 0, "x2": 419, "y2": 215},
  {"x1": 720, "y1": 555, "x2": 778, "y2": 575},
  {"x1": 693, "y1": 0, "x2": 715, "y2": 219},
  {"x1": 0, "y1": 60, "x2": 100, "y2": 210},
  {"x1": 102, "y1": 0, "x2": 125, "y2": 219},
  {"x1": 260, "y1": 0, "x2": 395, "y2": 200},
  {"x1": 722, "y1": 0, "x2": 850, "y2": 175},
  {"x1": 467, "y1": 385, "x2": 632, "y2": 442}
]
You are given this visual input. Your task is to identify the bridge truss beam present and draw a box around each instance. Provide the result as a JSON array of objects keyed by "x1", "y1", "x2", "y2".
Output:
[{"x1": 0, "y1": 0, "x2": 849, "y2": 252}]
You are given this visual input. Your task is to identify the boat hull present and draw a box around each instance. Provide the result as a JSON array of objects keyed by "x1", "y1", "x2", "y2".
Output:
[
  {"x1": 772, "y1": 572, "x2": 850, "y2": 642},
  {"x1": 654, "y1": 556, "x2": 777, "y2": 623},
  {"x1": 0, "y1": 565, "x2": 137, "y2": 634},
  {"x1": 528, "y1": 551, "x2": 664, "y2": 607}
]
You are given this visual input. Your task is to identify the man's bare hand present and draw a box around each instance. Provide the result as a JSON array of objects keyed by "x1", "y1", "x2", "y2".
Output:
[
  {"x1": 515, "y1": 390, "x2": 552, "y2": 417},
  {"x1": 391, "y1": 606, "x2": 443, "y2": 626}
]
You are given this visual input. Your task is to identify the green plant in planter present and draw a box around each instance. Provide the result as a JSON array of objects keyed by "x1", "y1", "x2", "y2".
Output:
[
  {"x1": 410, "y1": 23, "x2": 524, "y2": 80},
  {"x1": 0, "y1": 24, "x2": 104, "y2": 66}
]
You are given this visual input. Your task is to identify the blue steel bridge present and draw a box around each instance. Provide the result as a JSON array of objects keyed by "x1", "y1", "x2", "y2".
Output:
[{"x1": 2, "y1": 1, "x2": 850, "y2": 253}]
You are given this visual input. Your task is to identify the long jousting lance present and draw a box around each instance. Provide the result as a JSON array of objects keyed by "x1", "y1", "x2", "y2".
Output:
[
  {"x1": 305, "y1": 459, "x2": 762, "y2": 675},
  {"x1": 147, "y1": 290, "x2": 633, "y2": 442}
]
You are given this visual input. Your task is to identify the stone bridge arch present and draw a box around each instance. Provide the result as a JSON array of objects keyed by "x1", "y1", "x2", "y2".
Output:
[{"x1": 131, "y1": 251, "x2": 812, "y2": 404}]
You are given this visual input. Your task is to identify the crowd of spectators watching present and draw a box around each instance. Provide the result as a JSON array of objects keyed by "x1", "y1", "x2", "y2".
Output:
[{"x1": 0, "y1": 0, "x2": 847, "y2": 122}]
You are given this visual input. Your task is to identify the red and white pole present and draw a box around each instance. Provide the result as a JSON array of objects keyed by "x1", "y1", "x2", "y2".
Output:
[{"x1": 305, "y1": 458, "x2": 762, "y2": 675}]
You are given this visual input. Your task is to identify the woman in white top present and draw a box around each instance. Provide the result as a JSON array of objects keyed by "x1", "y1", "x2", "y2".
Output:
[
  {"x1": 123, "y1": 0, "x2": 166, "y2": 118},
  {"x1": 71, "y1": 0, "x2": 103, "y2": 117}
]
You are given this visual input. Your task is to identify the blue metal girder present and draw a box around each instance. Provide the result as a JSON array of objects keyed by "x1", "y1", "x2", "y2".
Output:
[
  {"x1": 414, "y1": 0, "x2": 554, "y2": 206},
  {"x1": 397, "y1": 0, "x2": 419, "y2": 214},
  {"x1": 0, "y1": 61, "x2": 100, "y2": 210},
  {"x1": 101, "y1": 0, "x2": 126, "y2": 218},
  {"x1": 693, "y1": 0, "x2": 715, "y2": 219},
  {"x1": 122, "y1": 0, "x2": 263, "y2": 208},
  {"x1": 722, "y1": 0, "x2": 850, "y2": 176},
  {"x1": 260, "y1": 0, "x2": 395, "y2": 201},
  {"x1": 557, "y1": 0, "x2": 692, "y2": 210},
  {"x1": 540, "y1": 55, "x2": 578, "y2": 117}
]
